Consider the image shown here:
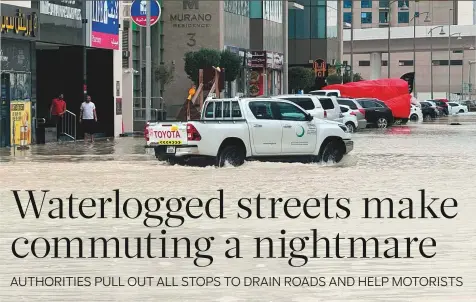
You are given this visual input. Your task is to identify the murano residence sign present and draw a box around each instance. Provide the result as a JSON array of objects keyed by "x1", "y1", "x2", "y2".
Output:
[
  {"x1": 170, "y1": 0, "x2": 212, "y2": 28},
  {"x1": 1, "y1": 6, "x2": 39, "y2": 40}
]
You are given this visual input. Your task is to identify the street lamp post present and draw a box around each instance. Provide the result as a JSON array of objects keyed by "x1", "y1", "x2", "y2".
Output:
[
  {"x1": 145, "y1": 0, "x2": 151, "y2": 122},
  {"x1": 428, "y1": 25, "x2": 446, "y2": 99},
  {"x1": 410, "y1": 11, "x2": 430, "y2": 97},
  {"x1": 469, "y1": 61, "x2": 476, "y2": 99},
  {"x1": 387, "y1": 0, "x2": 408, "y2": 78},
  {"x1": 462, "y1": 45, "x2": 475, "y2": 99},
  {"x1": 448, "y1": 31, "x2": 462, "y2": 100}
]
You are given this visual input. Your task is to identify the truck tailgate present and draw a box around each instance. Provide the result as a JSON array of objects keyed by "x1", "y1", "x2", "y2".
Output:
[{"x1": 148, "y1": 123, "x2": 188, "y2": 146}]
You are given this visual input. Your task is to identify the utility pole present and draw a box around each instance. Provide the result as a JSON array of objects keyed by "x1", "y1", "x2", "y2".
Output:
[
  {"x1": 282, "y1": 0, "x2": 288, "y2": 94},
  {"x1": 145, "y1": 0, "x2": 151, "y2": 122}
]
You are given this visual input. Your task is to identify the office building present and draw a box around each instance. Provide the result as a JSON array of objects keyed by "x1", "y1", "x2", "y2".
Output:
[{"x1": 343, "y1": 0, "x2": 476, "y2": 100}]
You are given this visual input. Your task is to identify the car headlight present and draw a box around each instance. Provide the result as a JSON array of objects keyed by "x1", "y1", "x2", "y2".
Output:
[{"x1": 339, "y1": 124, "x2": 348, "y2": 132}]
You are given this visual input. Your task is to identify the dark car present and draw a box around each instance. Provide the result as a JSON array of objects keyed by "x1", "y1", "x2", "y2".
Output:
[
  {"x1": 429, "y1": 99, "x2": 449, "y2": 116},
  {"x1": 419, "y1": 101, "x2": 438, "y2": 120},
  {"x1": 355, "y1": 98, "x2": 394, "y2": 128}
]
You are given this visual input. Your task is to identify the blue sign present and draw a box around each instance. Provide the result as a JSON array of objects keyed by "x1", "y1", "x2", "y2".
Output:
[
  {"x1": 91, "y1": 0, "x2": 119, "y2": 50},
  {"x1": 131, "y1": 0, "x2": 161, "y2": 27}
]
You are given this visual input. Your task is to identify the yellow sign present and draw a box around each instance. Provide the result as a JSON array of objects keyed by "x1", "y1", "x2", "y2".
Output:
[
  {"x1": 10, "y1": 101, "x2": 31, "y2": 146},
  {"x1": 1, "y1": 9, "x2": 38, "y2": 37},
  {"x1": 158, "y1": 140, "x2": 182, "y2": 145}
]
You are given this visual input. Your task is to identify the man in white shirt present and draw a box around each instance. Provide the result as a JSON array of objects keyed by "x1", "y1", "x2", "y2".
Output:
[{"x1": 79, "y1": 95, "x2": 98, "y2": 142}]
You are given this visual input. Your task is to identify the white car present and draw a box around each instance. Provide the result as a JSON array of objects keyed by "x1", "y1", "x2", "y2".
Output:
[
  {"x1": 274, "y1": 94, "x2": 343, "y2": 123},
  {"x1": 145, "y1": 98, "x2": 353, "y2": 166},
  {"x1": 447, "y1": 102, "x2": 468, "y2": 114},
  {"x1": 339, "y1": 105, "x2": 359, "y2": 132},
  {"x1": 309, "y1": 89, "x2": 341, "y2": 97},
  {"x1": 409, "y1": 104, "x2": 423, "y2": 122}
]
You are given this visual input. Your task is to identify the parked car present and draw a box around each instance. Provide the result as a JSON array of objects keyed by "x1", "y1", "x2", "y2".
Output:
[
  {"x1": 429, "y1": 99, "x2": 449, "y2": 116},
  {"x1": 339, "y1": 105, "x2": 360, "y2": 133},
  {"x1": 274, "y1": 94, "x2": 343, "y2": 123},
  {"x1": 419, "y1": 101, "x2": 438, "y2": 120},
  {"x1": 336, "y1": 97, "x2": 367, "y2": 129},
  {"x1": 409, "y1": 104, "x2": 423, "y2": 122},
  {"x1": 355, "y1": 98, "x2": 394, "y2": 128},
  {"x1": 146, "y1": 98, "x2": 353, "y2": 166},
  {"x1": 447, "y1": 102, "x2": 468, "y2": 114},
  {"x1": 423, "y1": 100, "x2": 440, "y2": 116},
  {"x1": 309, "y1": 89, "x2": 341, "y2": 97}
]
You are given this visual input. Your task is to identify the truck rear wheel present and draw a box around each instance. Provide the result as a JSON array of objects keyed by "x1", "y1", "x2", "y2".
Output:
[
  {"x1": 321, "y1": 139, "x2": 345, "y2": 164},
  {"x1": 216, "y1": 145, "x2": 245, "y2": 167}
]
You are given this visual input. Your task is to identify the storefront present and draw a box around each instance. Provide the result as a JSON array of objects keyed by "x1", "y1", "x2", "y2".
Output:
[
  {"x1": 248, "y1": 50, "x2": 283, "y2": 97},
  {"x1": 224, "y1": 45, "x2": 249, "y2": 97},
  {"x1": 0, "y1": 4, "x2": 39, "y2": 147}
]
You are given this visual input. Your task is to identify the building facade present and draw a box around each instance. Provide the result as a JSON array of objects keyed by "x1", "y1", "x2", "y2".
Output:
[
  {"x1": 288, "y1": 0, "x2": 341, "y2": 90},
  {"x1": 342, "y1": 0, "x2": 476, "y2": 100},
  {"x1": 1, "y1": 0, "x2": 122, "y2": 147}
]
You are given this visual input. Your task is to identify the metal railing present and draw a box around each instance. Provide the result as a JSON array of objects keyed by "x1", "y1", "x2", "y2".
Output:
[
  {"x1": 61, "y1": 110, "x2": 77, "y2": 141},
  {"x1": 133, "y1": 97, "x2": 167, "y2": 122}
]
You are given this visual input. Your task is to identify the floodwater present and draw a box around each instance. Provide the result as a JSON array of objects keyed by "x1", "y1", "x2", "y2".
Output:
[{"x1": 1, "y1": 115, "x2": 475, "y2": 301}]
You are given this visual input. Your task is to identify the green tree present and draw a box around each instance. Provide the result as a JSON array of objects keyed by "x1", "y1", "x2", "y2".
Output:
[
  {"x1": 326, "y1": 74, "x2": 343, "y2": 85},
  {"x1": 288, "y1": 67, "x2": 315, "y2": 92},
  {"x1": 343, "y1": 71, "x2": 365, "y2": 83},
  {"x1": 220, "y1": 50, "x2": 242, "y2": 82},
  {"x1": 184, "y1": 48, "x2": 221, "y2": 84}
]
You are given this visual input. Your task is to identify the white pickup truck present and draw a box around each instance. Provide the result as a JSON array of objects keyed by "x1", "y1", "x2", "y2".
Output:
[{"x1": 145, "y1": 97, "x2": 354, "y2": 167}]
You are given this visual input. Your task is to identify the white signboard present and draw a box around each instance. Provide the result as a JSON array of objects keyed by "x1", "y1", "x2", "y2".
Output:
[{"x1": 40, "y1": 0, "x2": 82, "y2": 21}]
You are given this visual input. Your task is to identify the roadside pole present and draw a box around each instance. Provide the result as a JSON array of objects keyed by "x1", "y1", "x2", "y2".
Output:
[{"x1": 145, "y1": 0, "x2": 151, "y2": 122}]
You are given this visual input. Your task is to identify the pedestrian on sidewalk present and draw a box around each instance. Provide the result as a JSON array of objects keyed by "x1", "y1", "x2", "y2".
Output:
[
  {"x1": 79, "y1": 95, "x2": 97, "y2": 142},
  {"x1": 50, "y1": 93, "x2": 66, "y2": 140}
]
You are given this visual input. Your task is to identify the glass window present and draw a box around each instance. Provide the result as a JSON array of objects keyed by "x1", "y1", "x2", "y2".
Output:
[
  {"x1": 343, "y1": 12, "x2": 352, "y2": 24},
  {"x1": 326, "y1": 2, "x2": 337, "y2": 38},
  {"x1": 398, "y1": 60, "x2": 413, "y2": 66},
  {"x1": 398, "y1": 12, "x2": 409, "y2": 23},
  {"x1": 361, "y1": 12, "x2": 372, "y2": 24},
  {"x1": 361, "y1": 0, "x2": 372, "y2": 9},
  {"x1": 263, "y1": 0, "x2": 282, "y2": 23},
  {"x1": 319, "y1": 98, "x2": 335, "y2": 110},
  {"x1": 310, "y1": 91, "x2": 326, "y2": 96},
  {"x1": 295, "y1": 6, "x2": 311, "y2": 39},
  {"x1": 215, "y1": 102, "x2": 223, "y2": 118},
  {"x1": 222, "y1": 101, "x2": 232, "y2": 118},
  {"x1": 328, "y1": 92, "x2": 339, "y2": 97},
  {"x1": 283, "y1": 98, "x2": 316, "y2": 110},
  {"x1": 318, "y1": 5, "x2": 326, "y2": 38},
  {"x1": 359, "y1": 60, "x2": 371, "y2": 66},
  {"x1": 249, "y1": 0, "x2": 262, "y2": 18},
  {"x1": 340, "y1": 106, "x2": 349, "y2": 113},
  {"x1": 379, "y1": 11, "x2": 389, "y2": 23},
  {"x1": 379, "y1": 0, "x2": 389, "y2": 8},
  {"x1": 288, "y1": 9, "x2": 296, "y2": 39},
  {"x1": 276, "y1": 102, "x2": 307, "y2": 121},
  {"x1": 337, "y1": 99, "x2": 358, "y2": 109},
  {"x1": 249, "y1": 101, "x2": 275, "y2": 119},
  {"x1": 398, "y1": 0, "x2": 409, "y2": 8},
  {"x1": 205, "y1": 102, "x2": 214, "y2": 118},
  {"x1": 344, "y1": 0, "x2": 352, "y2": 8},
  {"x1": 232, "y1": 101, "x2": 242, "y2": 117}
]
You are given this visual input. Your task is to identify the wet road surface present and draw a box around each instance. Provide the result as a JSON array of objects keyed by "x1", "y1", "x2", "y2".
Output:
[{"x1": 1, "y1": 115, "x2": 475, "y2": 301}]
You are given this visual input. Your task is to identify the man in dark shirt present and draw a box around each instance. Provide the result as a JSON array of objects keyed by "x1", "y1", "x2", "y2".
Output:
[{"x1": 50, "y1": 93, "x2": 66, "y2": 140}]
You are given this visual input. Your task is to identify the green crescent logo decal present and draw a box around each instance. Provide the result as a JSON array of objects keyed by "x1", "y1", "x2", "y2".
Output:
[{"x1": 296, "y1": 126, "x2": 305, "y2": 137}]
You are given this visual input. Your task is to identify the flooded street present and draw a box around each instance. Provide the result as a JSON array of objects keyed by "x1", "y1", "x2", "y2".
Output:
[{"x1": 1, "y1": 115, "x2": 476, "y2": 301}]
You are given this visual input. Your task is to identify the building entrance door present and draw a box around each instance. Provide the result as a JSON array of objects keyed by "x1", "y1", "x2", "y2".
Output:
[{"x1": 0, "y1": 72, "x2": 11, "y2": 147}]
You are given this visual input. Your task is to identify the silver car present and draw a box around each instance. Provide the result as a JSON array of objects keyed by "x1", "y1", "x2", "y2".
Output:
[{"x1": 337, "y1": 98, "x2": 367, "y2": 129}]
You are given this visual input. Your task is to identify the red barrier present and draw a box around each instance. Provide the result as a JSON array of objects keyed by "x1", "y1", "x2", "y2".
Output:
[{"x1": 324, "y1": 79, "x2": 411, "y2": 119}]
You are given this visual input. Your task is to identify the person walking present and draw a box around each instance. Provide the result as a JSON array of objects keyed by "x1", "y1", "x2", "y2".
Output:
[
  {"x1": 50, "y1": 93, "x2": 66, "y2": 140},
  {"x1": 79, "y1": 95, "x2": 97, "y2": 142}
]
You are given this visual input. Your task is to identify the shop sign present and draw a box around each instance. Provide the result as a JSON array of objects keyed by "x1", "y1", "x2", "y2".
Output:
[
  {"x1": 249, "y1": 51, "x2": 266, "y2": 69},
  {"x1": 1, "y1": 7, "x2": 39, "y2": 39},
  {"x1": 91, "y1": 0, "x2": 119, "y2": 50},
  {"x1": 273, "y1": 53, "x2": 283, "y2": 70},
  {"x1": 313, "y1": 58, "x2": 327, "y2": 78},
  {"x1": 266, "y1": 52, "x2": 273, "y2": 69},
  {"x1": 40, "y1": 0, "x2": 82, "y2": 21},
  {"x1": 170, "y1": 0, "x2": 212, "y2": 28},
  {"x1": 10, "y1": 101, "x2": 32, "y2": 146}
]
